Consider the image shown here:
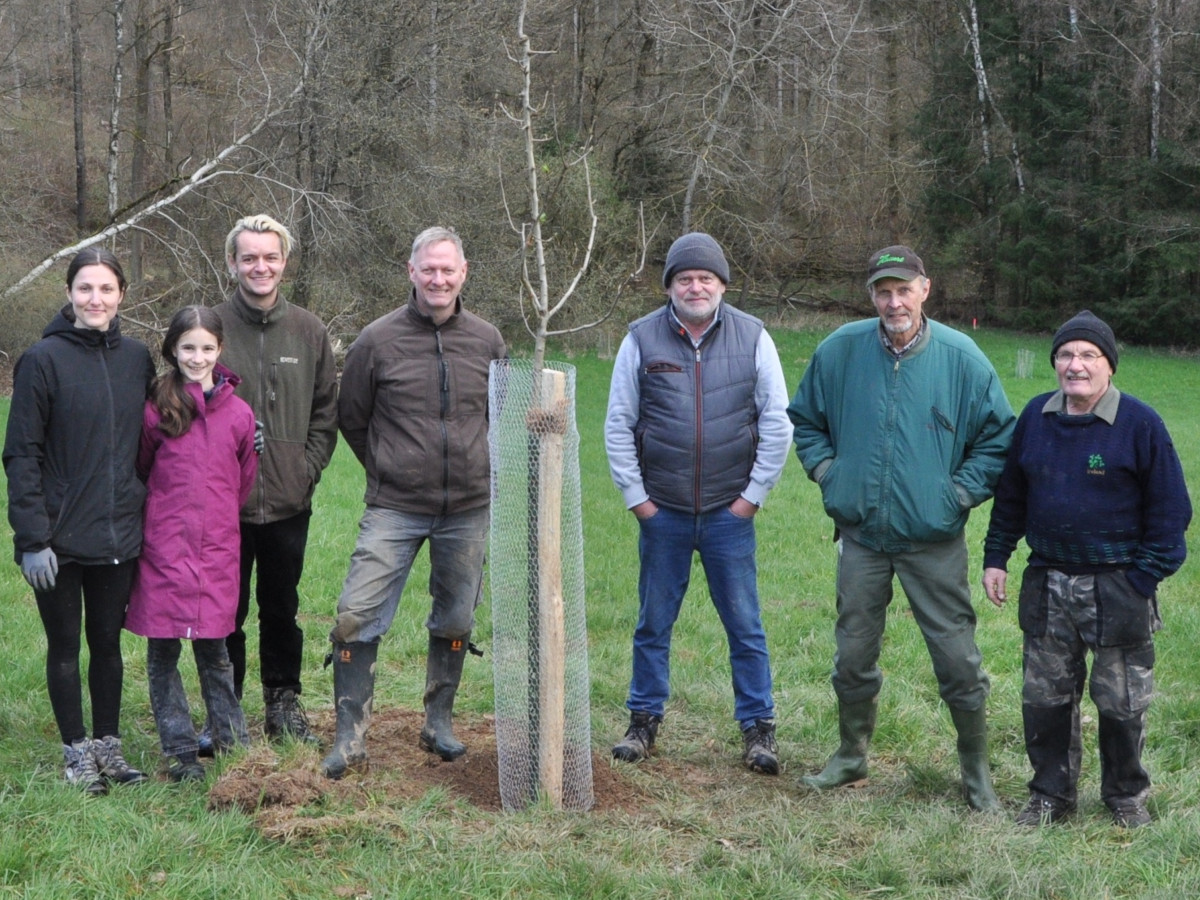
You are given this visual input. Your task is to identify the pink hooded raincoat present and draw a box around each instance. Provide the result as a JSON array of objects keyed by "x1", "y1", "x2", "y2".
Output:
[{"x1": 125, "y1": 364, "x2": 257, "y2": 639}]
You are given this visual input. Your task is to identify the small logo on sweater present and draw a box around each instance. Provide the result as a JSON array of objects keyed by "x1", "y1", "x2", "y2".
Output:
[
  {"x1": 279, "y1": 356, "x2": 299, "y2": 364},
  {"x1": 1087, "y1": 453, "x2": 1105, "y2": 475}
]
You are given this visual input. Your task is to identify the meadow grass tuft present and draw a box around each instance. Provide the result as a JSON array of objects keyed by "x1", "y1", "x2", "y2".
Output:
[{"x1": 1, "y1": 320, "x2": 1199, "y2": 898}]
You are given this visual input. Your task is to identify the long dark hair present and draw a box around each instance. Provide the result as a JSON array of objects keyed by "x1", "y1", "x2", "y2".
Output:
[
  {"x1": 151, "y1": 306, "x2": 224, "y2": 438},
  {"x1": 66, "y1": 247, "x2": 128, "y2": 292}
]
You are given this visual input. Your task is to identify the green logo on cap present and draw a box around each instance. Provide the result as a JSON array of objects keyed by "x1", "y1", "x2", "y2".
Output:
[{"x1": 877, "y1": 253, "x2": 907, "y2": 265}]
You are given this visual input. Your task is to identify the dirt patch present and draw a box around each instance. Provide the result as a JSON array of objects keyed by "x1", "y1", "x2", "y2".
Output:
[{"x1": 208, "y1": 707, "x2": 668, "y2": 839}]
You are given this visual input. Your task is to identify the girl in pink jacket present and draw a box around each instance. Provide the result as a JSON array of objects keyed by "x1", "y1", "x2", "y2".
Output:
[{"x1": 125, "y1": 306, "x2": 258, "y2": 782}]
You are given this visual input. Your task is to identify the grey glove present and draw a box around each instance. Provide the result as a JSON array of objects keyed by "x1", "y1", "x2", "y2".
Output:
[
  {"x1": 254, "y1": 420, "x2": 265, "y2": 455},
  {"x1": 21, "y1": 548, "x2": 58, "y2": 592}
]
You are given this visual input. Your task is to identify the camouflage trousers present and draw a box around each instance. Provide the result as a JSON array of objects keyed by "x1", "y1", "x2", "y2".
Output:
[
  {"x1": 1022, "y1": 569, "x2": 1155, "y2": 718},
  {"x1": 1021, "y1": 569, "x2": 1154, "y2": 806}
]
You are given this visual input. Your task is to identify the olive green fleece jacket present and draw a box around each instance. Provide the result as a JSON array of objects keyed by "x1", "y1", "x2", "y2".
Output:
[{"x1": 214, "y1": 289, "x2": 339, "y2": 524}]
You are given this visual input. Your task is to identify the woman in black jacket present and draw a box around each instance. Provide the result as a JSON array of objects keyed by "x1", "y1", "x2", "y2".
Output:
[{"x1": 3, "y1": 248, "x2": 155, "y2": 795}]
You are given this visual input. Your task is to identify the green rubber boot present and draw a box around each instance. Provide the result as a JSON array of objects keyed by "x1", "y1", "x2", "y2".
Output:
[
  {"x1": 802, "y1": 698, "x2": 877, "y2": 790},
  {"x1": 950, "y1": 704, "x2": 1002, "y2": 812}
]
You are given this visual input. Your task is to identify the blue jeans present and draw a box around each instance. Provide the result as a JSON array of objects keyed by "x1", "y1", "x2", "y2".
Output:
[
  {"x1": 628, "y1": 505, "x2": 774, "y2": 726},
  {"x1": 147, "y1": 638, "x2": 249, "y2": 758},
  {"x1": 329, "y1": 505, "x2": 489, "y2": 645}
]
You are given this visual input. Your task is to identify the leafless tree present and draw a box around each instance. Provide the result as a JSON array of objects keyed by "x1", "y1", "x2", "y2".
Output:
[
  {"x1": 107, "y1": 0, "x2": 126, "y2": 219},
  {"x1": 3, "y1": 0, "x2": 335, "y2": 303},
  {"x1": 958, "y1": 0, "x2": 1025, "y2": 193},
  {"x1": 69, "y1": 0, "x2": 87, "y2": 233}
]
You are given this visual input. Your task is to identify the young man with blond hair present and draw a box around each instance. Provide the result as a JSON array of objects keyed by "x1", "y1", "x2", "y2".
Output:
[{"x1": 213, "y1": 214, "x2": 339, "y2": 746}]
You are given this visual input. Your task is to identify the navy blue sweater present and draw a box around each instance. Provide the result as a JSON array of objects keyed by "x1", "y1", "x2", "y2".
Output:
[{"x1": 983, "y1": 387, "x2": 1191, "y2": 598}]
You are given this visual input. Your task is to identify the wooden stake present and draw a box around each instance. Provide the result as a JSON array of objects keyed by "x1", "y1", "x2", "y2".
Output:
[{"x1": 535, "y1": 368, "x2": 566, "y2": 806}]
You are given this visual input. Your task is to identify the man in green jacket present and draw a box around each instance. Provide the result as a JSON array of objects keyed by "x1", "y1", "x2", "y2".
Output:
[
  {"x1": 214, "y1": 214, "x2": 339, "y2": 748},
  {"x1": 787, "y1": 245, "x2": 1015, "y2": 811}
]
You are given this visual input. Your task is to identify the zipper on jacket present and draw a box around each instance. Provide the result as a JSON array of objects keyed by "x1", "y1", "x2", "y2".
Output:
[
  {"x1": 100, "y1": 343, "x2": 120, "y2": 560},
  {"x1": 693, "y1": 346, "x2": 703, "y2": 513},
  {"x1": 255, "y1": 327, "x2": 268, "y2": 521},
  {"x1": 436, "y1": 328, "x2": 450, "y2": 515}
]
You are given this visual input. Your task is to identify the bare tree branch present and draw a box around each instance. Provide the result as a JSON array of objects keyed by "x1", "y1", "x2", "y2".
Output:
[{"x1": 2, "y1": 0, "x2": 332, "y2": 302}]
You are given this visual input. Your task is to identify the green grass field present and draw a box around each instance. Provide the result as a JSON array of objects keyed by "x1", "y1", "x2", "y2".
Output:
[{"x1": 1, "y1": 321, "x2": 1199, "y2": 898}]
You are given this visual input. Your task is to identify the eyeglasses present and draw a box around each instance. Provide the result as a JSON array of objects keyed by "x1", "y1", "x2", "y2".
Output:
[{"x1": 1054, "y1": 350, "x2": 1103, "y2": 364}]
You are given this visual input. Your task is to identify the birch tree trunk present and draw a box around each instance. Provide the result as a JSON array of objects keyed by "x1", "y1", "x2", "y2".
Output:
[{"x1": 107, "y1": 0, "x2": 127, "y2": 221}]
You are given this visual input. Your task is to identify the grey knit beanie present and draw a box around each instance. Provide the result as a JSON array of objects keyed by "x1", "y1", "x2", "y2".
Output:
[
  {"x1": 1051, "y1": 309, "x2": 1118, "y2": 372},
  {"x1": 662, "y1": 232, "x2": 730, "y2": 288}
]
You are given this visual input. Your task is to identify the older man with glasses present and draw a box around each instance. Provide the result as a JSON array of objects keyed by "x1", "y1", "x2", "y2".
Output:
[{"x1": 983, "y1": 309, "x2": 1192, "y2": 829}]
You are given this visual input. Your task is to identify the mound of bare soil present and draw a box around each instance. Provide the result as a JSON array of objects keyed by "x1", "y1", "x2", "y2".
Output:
[{"x1": 207, "y1": 707, "x2": 667, "y2": 840}]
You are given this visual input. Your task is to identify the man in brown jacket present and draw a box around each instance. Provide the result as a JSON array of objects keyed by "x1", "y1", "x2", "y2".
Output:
[{"x1": 320, "y1": 226, "x2": 506, "y2": 779}]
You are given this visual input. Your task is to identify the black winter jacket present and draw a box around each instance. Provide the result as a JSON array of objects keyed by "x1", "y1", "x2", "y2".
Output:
[{"x1": 4, "y1": 308, "x2": 155, "y2": 565}]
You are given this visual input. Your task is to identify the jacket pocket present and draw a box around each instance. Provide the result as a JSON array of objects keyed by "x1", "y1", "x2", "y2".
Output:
[
  {"x1": 1095, "y1": 569, "x2": 1155, "y2": 647},
  {"x1": 1017, "y1": 566, "x2": 1048, "y2": 636},
  {"x1": 270, "y1": 441, "x2": 314, "y2": 510},
  {"x1": 44, "y1": 474, "x2": 69, "y2": 532}
]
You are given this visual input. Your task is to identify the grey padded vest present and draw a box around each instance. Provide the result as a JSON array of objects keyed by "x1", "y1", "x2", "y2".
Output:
[{"x1": 629, "y1": 303, "x2": 762, "y2": 513}]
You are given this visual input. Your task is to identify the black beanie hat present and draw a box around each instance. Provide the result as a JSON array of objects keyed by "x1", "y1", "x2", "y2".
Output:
[
  {"x1": 662, "y1": 232, "x2": 730, "y2": 288},
  {"x1": 1051, "y1": 309, "x2": 1118, "y2": 372}
]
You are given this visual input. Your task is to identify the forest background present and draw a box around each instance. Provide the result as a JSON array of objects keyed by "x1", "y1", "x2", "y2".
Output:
[{"x1": 2, "y1": 0, "x2": 1199, "y2": 360}]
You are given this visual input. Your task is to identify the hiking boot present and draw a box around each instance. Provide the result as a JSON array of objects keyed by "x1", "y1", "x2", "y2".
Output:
[
  {"x1": 264, "y1": 687, "x2": 318, "y2": 744},
  {"x1": 196, "y1": 724, "x2": 215, "y2": 758},
  {"x1": 167, "y1": 754, "x2": 206, "y2": 783},
  {"x1": 612, "y1": 711, "x2": 661, "y2": 763},
  {"x1": 63, "y1": 738, "x2": 107, "y2": 796},
  {"x1": 92, "y1": 735, "x2": 148, "y2": 785},
  {"x1": 1111, "y1": 801, "x2": 1152, "y2": 829},
  {"x1": 741, "y1": 719, "x2": 780, "y2": 775},
  {"x1": 1015, "y1": 793, "x2": 1075, "y2": 826}
]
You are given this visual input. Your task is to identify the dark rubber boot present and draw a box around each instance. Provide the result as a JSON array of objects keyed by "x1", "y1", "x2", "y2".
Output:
[
  {"x1": 802, "y1": 698, "x2": 876, "y2": 790},
  {"x1": 420, "y1": 634, "x2": 469, "y2": 761},
  {"x1": 949, "y1": 705, "x2": 1002, "y2": 812},
  {"x1": 319, "y1": 641, "x2": 377, "y2": 780}
]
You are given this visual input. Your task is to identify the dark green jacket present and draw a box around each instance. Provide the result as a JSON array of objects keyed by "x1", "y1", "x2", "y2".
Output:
[
  {"x1": 788, "y1": 318, "x2": 1015, "y2": 553},
  {"x1": 214, "y1": 289, "x2": 338, "y2": 524}
]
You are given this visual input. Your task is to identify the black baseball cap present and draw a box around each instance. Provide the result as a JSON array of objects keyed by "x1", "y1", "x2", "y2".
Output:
[{"x1": 867, "y1": 245, "x2": 926, "y2": 285}]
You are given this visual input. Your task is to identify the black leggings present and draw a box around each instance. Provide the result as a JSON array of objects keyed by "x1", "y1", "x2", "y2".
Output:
[{"x1": 34, "y1": 561, "x2": 135, "y2": 744}]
